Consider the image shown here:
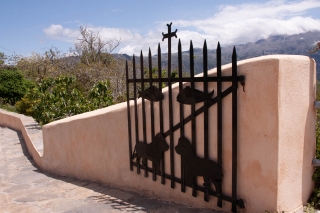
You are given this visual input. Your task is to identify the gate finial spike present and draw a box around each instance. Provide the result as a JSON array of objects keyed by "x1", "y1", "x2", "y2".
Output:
[
  {"x1": 232, "y1": 47, "x2": 237, "y2": 63},
  {"x1": 203, "y1": 39, "x2": 207, "y2": 48}
]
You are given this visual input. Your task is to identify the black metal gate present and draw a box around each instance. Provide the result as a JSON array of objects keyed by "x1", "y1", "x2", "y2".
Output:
[{"x1": 126, "y1": 23, "x2": 245, "y2": 212}]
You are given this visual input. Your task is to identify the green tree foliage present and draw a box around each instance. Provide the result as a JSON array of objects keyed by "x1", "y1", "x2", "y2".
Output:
[
  {"x1": 0, "y1": 68, "x2": 35, "y2": 104},
  {"x1": 16, "y1": 75, "x2": 114, "y2": 125}
]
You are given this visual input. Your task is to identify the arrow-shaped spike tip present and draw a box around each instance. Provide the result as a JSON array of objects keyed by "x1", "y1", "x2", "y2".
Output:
[
  {"x1": 217, "y1": 42, "x2": 221, "y2": 51},
  {"x1": 203, "y1": 40, "x2": 207, "y2": 48}
]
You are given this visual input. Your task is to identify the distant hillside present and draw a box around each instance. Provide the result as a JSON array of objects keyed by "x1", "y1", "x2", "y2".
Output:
[{"x1": 116, "y1": 31, "x2": 320, "y2": 79}]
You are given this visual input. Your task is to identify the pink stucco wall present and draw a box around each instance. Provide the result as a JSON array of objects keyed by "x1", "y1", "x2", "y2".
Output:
[
  {"x1": 0, "y1": 55, "x2": 316, "y2": 212},
  {"x1": 0, "y1": 109, "x2": 42, "y2": 167}
]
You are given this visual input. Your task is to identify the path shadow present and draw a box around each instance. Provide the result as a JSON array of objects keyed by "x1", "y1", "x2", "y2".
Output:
[{"x1": 3, "y1": 127, "x2": 215, "y2": 213}]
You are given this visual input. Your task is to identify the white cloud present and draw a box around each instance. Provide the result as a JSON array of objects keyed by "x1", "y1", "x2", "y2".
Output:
[
  {"x1": 43, "y1": 24, "x2": 79, "y2": 42},
  {"x1": 171, "y1": 0, "x2": 320, "y2": 49},
  {"x1": 43, "y1": 0, "x2": 320, "y2": 55}
]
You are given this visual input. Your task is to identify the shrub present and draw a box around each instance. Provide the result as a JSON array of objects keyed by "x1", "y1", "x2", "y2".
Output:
[
  {"x1": 16, "y1": 75, "x2": 114, "y2": 125},
  {"x1": 0, "y1": 69, "x2": 35, "y2": 104}
]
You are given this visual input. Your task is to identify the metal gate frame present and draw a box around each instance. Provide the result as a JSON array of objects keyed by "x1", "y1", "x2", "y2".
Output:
[{"x1": 126, "y1": 23, "x2": 245, "y2": 212}]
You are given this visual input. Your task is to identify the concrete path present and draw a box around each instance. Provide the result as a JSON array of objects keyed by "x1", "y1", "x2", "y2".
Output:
[{"x1": 0, "y1": 125, "x2": 229, "y2": 213}]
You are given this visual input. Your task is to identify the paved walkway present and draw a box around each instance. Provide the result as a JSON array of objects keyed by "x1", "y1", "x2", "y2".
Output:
[{"x1": 0, "y1": 124, "x2": 228, "y2": 212}]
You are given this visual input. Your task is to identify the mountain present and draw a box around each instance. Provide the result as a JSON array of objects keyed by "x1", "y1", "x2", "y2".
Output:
[{"x1": 117, "y1": 31, "x2": 320, "y2": 79}]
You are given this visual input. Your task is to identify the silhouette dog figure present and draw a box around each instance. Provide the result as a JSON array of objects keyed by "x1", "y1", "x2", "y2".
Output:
[
  {"x1": 133, "y1": 133, "x2": 169, "y2": 174},
  {"x1": 175, "y1": 136, "x2": 223, "y2": 207}
]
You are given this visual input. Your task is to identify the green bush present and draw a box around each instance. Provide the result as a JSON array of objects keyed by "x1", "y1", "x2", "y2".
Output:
[
  {"x1": 0, "y1": 69, "x2": 35, "y2": 104},
  {"x1": 16, "y1": 75, "x2": 114, "y2": 125}
]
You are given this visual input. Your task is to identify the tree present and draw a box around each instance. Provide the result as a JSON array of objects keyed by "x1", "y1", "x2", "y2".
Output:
[
  {"x1": 14, "y1": 26, "x2": 126, "y2": 102},
  {"x1": 0, "y1": 52, "x2": 6, "y2": 66},
  {"x1": 71, "y1": 26, "x2": 125, "y2": 100},
  {"x1": 74, "y1": 26, "x2": 120, "y2": 66}
]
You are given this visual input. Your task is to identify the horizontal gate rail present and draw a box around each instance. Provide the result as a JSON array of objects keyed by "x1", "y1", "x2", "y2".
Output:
[{"x1": 127, "y1": 76, "x2": 244, "y2": 83}]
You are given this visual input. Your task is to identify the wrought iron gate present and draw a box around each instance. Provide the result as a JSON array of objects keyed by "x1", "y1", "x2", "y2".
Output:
[{"x1": 126, "y1": 23, "x2": 245, "y2": 212}]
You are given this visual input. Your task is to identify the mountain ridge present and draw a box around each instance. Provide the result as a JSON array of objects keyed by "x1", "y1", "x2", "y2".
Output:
[{"x1": 114, "y1": 30, "x2": 320, "y2": 79}]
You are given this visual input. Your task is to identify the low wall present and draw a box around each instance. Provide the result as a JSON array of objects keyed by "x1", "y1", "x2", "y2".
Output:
[
  {"x1": 1, "y1": 55, "x2": 316, "y2": 212},
  {"x1": 0, "y1": 109, "x2": 42, "y2": 167}
]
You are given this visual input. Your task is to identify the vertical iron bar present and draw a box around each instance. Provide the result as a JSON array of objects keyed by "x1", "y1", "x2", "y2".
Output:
[
  {"x1": 203, "y1": 40, "x2": 210, "y2": 203},
  {"x1": 133, "y1": 55, "x2": 140, "y2": 174},
  {"x1": 203, "y1": 40, "x2": 209, "y2": 160},
  {"x1": 217, "y1": 42, "x2": 223, "y2": 208},
  {"x1": 140, "y1": 51, "x2": 148, "y2": 178},
  {"x1": 231, "y1": 47, "x2": 238, "y2": 213},
  {"x1": 190, "y1": 41, "x2": 196, "y2": 153},
  {"x1": 158, "y1": 43, "x2": 165, "y2": 185},
  {"x1": 149, "y1": 48, "x2": 156, "y2": 181},
  {"x1": 190, "y1": 40, "x2": 197, "y2": 197},
  {"x1": 126, "y1": 61, "x2": 133, "y2": 171},
  {"x1": 167, "y1": 24, "x2": 175, "y2": 189},
  {"x1": 149, "y1": 48, "x2": 155, "y2": 139},
  {"x1": 217, "y1": 42, "x2": 222, "y2": 167},
  {"x1": 178, "y1": 39, "x2": 185, "y2": 192}
]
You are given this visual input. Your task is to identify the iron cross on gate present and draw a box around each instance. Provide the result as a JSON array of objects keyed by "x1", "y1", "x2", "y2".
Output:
[
  {"x1": 162, "y1": 22, "x2": 177, "y2": 42},
  {"x1": 162, "y1": 22, "x2": 178, "y2": 189}
]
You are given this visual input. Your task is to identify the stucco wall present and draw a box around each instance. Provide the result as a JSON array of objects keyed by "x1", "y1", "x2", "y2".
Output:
[
  {"x1": 0, "y1": 109, "x2": 42, "y2": 167},
  {"x1": 0, "y1": 55, "x2": 315, "y2": 212}
]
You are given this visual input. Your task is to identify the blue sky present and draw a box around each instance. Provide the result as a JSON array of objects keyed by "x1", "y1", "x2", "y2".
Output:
[{"x1": 1, "y1": 0, "x2": 320, "y2": 57}]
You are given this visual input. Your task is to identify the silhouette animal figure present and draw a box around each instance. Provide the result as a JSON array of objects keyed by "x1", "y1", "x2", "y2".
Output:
[
  {"x1": 138, "y1": 85, "x2": 164, "y2": 102},
  {"x1": 176, "y1": 86, "x2": 214, "y2": 105},
  {"x1": 175, "y1": 136, "x2": 223, "y2": 207},
  {"x1": 133, "y1": 133, "x2": 169, "y2": 174}
]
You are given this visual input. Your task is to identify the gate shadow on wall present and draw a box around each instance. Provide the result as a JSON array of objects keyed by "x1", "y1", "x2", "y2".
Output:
[{"x1": 126, "y1": 23, "x2": 245, "y2": 213}]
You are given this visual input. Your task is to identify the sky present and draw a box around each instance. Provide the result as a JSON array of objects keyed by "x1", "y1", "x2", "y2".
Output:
[{"x1": 1, "y1": 0, "x2": 320, "y2": 57}]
